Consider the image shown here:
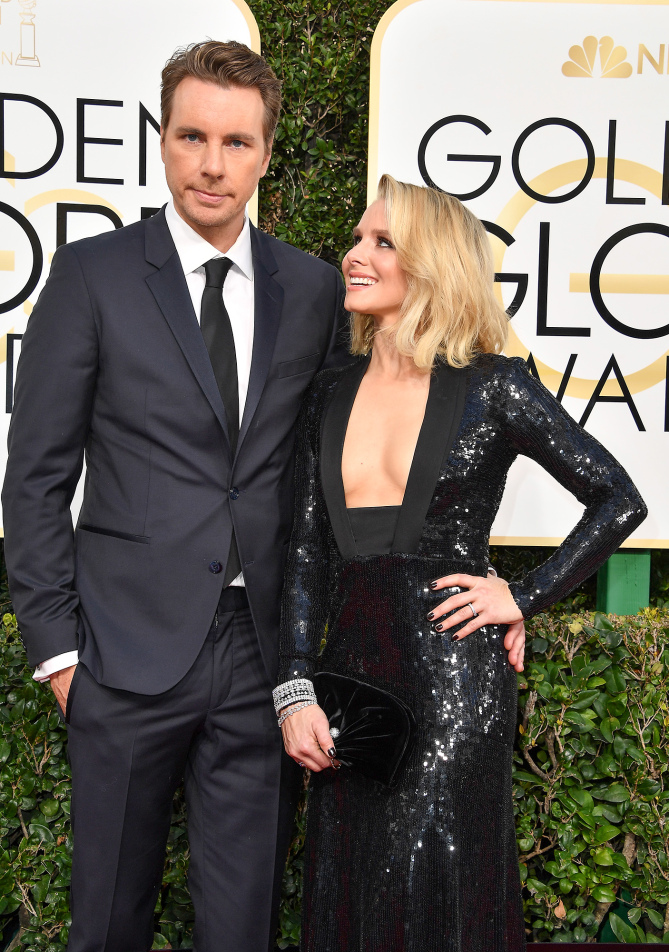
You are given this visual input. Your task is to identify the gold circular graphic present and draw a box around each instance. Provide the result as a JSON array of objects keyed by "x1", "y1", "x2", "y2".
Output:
[{"x1": 493, "y1": 157, "x2": 667, "y2": 397}]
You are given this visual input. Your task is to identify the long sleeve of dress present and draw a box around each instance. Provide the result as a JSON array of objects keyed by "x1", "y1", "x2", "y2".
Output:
[
  {"x1": 277, "y1": 373, "x2": 338, "y2": 686},
  {"x1": 501, "y1": 358, "x2": 647, "y2": 618}
]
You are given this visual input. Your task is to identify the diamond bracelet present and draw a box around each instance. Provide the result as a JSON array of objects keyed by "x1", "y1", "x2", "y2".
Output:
[
  {"x1": 277, "y1": 699, "x2": 317, "y2": 727},
  {"x1": 272, "y1": 678, "x2": 317, "y2": 716}
]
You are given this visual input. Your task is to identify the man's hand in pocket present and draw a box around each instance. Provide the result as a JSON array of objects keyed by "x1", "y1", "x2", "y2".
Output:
[{"x1": 50, "y1": 664, "x2": 77, "y2": 716}]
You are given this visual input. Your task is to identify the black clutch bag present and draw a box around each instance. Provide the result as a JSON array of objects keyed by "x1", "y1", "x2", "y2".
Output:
[{"x1": 313, "y1": 671, "x2": 416, "y2": 788}]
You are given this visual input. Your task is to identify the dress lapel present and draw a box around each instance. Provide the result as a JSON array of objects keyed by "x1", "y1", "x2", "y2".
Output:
[
  {"x1": 320, "y1": 356, "x2": 370, "y2": 560},
  {"x1": 237, "y1": 227, "x2": 284, "y2": 455},
  {"x1": 144, "y1": 208, "x2": 232, "y2": 451},
  {"x1": 392, "y1": 362, "x2": 469, "y2": 553}
]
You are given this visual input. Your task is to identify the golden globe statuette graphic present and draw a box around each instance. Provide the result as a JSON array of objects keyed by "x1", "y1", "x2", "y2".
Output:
[
  {"x1": 15, "y1": 0, "x2": 40, "y2": 67},
  {"x1": 562, "y1": 36, "x2": 632, "y2": 78}
]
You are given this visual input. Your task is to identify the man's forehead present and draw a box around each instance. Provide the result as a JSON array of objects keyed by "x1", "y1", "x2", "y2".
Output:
[
  {"x1": 172, "y1": 77, "x2": 261, "y2": 106},
  {"x1": 167, "y1": 79, "x2": 263, "y2": 127}
]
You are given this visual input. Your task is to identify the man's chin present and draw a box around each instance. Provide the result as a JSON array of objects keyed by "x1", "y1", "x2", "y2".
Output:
[{"x1": 177, "y1": 197, "x2": 243, "y2": 232}]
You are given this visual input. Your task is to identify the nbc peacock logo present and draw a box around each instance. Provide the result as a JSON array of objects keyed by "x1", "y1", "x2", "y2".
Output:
[{"x1": 562, "y1": 36, "x2": 632, "y2": 78}]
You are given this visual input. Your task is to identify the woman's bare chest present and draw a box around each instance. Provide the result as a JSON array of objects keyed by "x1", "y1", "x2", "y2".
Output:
[{"x1": 341, "y1": 376, "x2": 429, "y2": 506}]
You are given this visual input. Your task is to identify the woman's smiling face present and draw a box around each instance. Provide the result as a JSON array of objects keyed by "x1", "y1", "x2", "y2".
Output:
[{"x1": 342, "y1": 199, "x2": 408, "y2": 325}]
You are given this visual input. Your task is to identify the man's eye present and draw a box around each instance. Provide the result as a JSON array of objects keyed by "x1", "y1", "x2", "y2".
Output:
[
  {"x1": 230, "y1": 139, "x2": 245, "y2": 149},
  {"x1": 185, "y1": 134, "x2": 199, "y2": 143}
]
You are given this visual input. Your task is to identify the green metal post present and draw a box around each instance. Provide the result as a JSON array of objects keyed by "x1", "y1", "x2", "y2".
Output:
[
  {"x1": 596, "y1": 553, "x2": 650, "y2": 940},
  {"x1": 596, "y1": 550, "x2": 651, "y2": 614}
]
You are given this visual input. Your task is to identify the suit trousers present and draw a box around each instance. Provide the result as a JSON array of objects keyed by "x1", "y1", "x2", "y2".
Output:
[{"x1": 65, "y1": 587, "x2": 287, "y2": 952}]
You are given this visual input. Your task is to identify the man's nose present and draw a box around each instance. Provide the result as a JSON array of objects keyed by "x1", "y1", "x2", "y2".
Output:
[{"x1": 201, "y1": 144, "x2": 225, "y2": 178}]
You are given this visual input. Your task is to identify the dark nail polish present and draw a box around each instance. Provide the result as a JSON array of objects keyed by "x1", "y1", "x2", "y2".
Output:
[
  {"x1": 451, "y1": 633, "x2": 459, "y2": 642},
  {"x1": 435, "y1": 623, "x2": 444, "y2": 632},
  {"x1": 327, "y1": 747, "x2": 336, "y2": 758},
  {"x1": 430, "y1": 580, "x2": 438, "y2": 589},
  {"x1": 427, "y1": 611, "x2": 435, "y2": 621}
]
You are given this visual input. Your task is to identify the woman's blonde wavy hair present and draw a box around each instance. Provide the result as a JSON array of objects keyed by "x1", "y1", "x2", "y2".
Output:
[{"x1": 349, "y1": 175, "x2": 509, "y2": 370}]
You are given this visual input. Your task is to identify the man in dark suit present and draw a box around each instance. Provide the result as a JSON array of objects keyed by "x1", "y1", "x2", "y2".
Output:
[{"x1": 2, "y1": 41, "x2": 346, "y2": 952}]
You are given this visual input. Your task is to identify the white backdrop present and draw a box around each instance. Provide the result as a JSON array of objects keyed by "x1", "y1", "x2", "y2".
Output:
[
  {"x1": 0, "y1": 0, "x2": 258, "y2": 532},
  {"x1": 369, "y1": 0, "x2": 668, "y2": 547}
]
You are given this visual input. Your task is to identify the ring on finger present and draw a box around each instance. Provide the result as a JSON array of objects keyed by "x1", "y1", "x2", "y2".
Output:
[{"x1": 467, "y1": 602, "x2": 478, "y2": 618}]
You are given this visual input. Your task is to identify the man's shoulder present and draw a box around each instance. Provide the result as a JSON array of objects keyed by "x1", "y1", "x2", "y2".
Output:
[
  {"x1": 253, "y1": 228, "x2": 338, "y2": 278},
  {"x1": 57, "y1": 215, "x2": 156, "y2": 266}
]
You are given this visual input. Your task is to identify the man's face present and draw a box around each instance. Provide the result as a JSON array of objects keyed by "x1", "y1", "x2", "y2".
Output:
[{"x1": 161, "y1": 76, "x2": 271, "y2": 251}]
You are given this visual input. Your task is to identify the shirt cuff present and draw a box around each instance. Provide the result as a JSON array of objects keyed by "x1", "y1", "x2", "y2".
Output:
[{"x1": 34, "y1": 651, "x2": 79, "y2": 682}]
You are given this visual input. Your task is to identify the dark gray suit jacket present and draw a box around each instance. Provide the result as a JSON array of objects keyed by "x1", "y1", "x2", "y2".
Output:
[{"x1": 2, "y1": 208, "x2": 347, "y2": 694}]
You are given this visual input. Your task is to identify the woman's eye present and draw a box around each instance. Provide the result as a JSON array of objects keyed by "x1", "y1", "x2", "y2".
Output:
[
  {"x1": 351, "y1": 235, "x2": 361, "y2": 246},
  {"x1": 378, "y1": 237, "x2": 393, "y2": 248}
]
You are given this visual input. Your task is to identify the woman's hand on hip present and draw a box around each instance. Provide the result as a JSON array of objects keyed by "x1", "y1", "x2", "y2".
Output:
[
  {"x1": 280, "y1": 703, "x2": 336, "y2": 772},
  {"x1": 428, "y1": 573, "x2": 524, "y2": 643}
]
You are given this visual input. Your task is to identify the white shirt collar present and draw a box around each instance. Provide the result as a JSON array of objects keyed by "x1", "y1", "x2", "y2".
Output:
[{"x1": 165, "y1": 199, "x2": 253, "y2": 281}]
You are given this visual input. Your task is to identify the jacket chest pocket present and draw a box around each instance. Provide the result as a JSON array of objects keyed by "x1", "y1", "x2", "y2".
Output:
[{"x1": 276, "y1": 353, "x2": 321, "y2": 378}]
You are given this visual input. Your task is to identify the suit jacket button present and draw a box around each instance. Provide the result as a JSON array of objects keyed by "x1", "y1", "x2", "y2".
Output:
[
  {"x1": 229, "y1": 487, "x2": 239, "y2": 500},
  {"x1": 209, "y1": 561, "x2": 222, "y2": 574}
]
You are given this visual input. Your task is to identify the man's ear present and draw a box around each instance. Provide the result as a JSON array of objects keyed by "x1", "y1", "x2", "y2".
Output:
[
  {"x1": 160, "y1": 127, "x2": 166, "y2": 164},
  {"x1": 260, "y1": 142, "x2": 273, "y2": 178}
]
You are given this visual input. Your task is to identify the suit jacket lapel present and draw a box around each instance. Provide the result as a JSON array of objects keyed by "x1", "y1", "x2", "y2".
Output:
[
  {"x1": 237, "y1": 226, "x2": 284, "y2": 453},
  {"x1": 144, "y1": 208, "x2": 232, "y2": 451}
]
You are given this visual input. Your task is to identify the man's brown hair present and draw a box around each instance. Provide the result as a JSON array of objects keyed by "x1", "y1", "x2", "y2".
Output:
[{"x1": 161, "y1": 40, "x2": 281, "y2": 148}]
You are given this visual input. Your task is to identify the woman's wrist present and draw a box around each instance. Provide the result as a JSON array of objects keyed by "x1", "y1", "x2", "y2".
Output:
[
  {"x1": 277, "y1": 699, "x2": 318, "y2": 727},
  {"x1": 272, "y1": 677, "x2": 317, "y2": 716}
]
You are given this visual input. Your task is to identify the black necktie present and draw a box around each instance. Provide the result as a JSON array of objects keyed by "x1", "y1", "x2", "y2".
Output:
[
  {"x1": 201, "y1": 258, "x2": 239, "y2": 451},
  {"x1": 201, "y1": 257, "x2": 242, "y2": 585}
]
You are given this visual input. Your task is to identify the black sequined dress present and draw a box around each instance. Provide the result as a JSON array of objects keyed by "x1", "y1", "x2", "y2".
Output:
[{"x1": 278, "y1": 354, "x2": 646, "y2": 952}]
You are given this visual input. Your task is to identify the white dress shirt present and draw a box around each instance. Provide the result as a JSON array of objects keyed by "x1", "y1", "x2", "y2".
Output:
[
  {"x1": 34, "y1": 201, "x2": 255, "y2": 681},
  {"x1": 165, "y1": 199, "x2": 255, "y2": 417}
]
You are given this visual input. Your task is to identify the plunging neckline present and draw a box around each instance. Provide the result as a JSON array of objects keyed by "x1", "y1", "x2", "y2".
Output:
[
  {"x1": 320, "y1": 356, "x2": 469, "y2": 559},
  {"x1": 341, "y1": 356, "x2": 429, "y2": 530},
  {"x1": 343, "y1": 359, "x2": 431, "y2": 510}
]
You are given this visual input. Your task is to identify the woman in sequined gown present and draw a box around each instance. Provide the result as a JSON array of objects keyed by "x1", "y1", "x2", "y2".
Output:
[{"x1": 274, "y1": 176, "x2": 647, "y2": 952}]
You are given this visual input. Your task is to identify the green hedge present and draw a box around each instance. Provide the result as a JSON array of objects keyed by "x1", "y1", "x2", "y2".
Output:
[
  {"x1": 3, "y1": 597, "x2": 669, "y2": 948},
  {"x1": 517, "y1": 607, "x2": 669, "y2": 943},
  {"x1": 256, "y1": 0, "x2": 384, "y2": 263}
]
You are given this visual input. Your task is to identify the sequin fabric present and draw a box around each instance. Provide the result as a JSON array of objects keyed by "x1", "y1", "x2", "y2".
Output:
[{"x1": 278, "y1": 355, "x2": 647, "y2": 952}]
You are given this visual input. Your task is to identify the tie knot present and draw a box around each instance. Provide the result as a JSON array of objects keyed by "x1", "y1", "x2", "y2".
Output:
[{"x1": 204, "y1": 257, "x2": 233, "y2": 289}]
